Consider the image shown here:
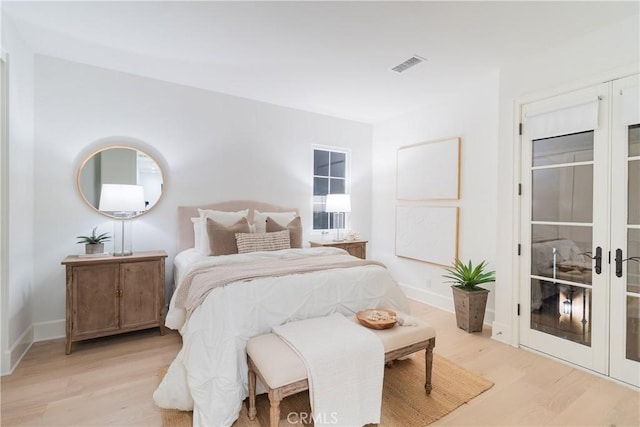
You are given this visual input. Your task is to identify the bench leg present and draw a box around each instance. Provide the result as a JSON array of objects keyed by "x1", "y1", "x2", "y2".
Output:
[
  {"x1": 424, "y1": 338, "x2": 435, "y2": 394},
  {"x1": 268, "y1": 390, "x2": 282, "y2": 427},
  {"x1": 248, "y1": 366, "x2": 257, "y2": 420}
]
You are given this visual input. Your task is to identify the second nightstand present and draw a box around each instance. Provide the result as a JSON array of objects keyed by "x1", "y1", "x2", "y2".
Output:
[{"x1": 309, "y1": 240, "x2": 368, "y2": 259}]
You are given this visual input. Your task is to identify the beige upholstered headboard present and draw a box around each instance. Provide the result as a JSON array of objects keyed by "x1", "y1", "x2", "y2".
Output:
[{"x1": 177, "y1": 200, "x2": 299, "y2": 253}]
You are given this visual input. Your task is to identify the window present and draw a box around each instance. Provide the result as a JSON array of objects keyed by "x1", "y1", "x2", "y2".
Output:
[{"x1": 313, "y1": 148, "x2": 349, "y2": 230}]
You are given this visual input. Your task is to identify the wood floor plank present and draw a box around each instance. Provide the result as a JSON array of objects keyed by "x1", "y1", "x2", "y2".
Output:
[{"x1": 1, "y1": 300, "x2": 638, "y2": 427}]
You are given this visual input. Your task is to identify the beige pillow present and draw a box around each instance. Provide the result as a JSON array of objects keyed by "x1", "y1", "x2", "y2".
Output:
[
  {"x1": 253, "y1": 210, "x2": 297, "y2": 233},
  {"x1": 235, "y1": 230, "x2": 291, "y2": 254},
  {"x1": 266, "y1": 216, "x2": 303, "y2": 248},
  {"x1": 206, "y1": 217, "x2": 251, "y2": 256}
]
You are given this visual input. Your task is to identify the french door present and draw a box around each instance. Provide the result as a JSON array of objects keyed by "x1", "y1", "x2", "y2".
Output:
[{"x1": 519, "y1": 75, "x2": 639, "y2": 387}]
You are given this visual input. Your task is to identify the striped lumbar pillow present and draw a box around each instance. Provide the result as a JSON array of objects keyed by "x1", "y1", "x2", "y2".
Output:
[{"x1": 235, "y1": 230, "x2": 291, "y2": 254}]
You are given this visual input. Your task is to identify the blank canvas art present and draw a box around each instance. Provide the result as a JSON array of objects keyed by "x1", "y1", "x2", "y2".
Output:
[
  {"x1": 397, "y1": 137, "x2": 460, "y2": 200},
  {"x1": 395, "y1": 206, "x2": 458, "y2": 266}
]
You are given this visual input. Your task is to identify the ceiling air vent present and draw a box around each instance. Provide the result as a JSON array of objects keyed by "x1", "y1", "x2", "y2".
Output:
[{"x1": 391, "y1": 55, "x2": 427, "y2": 73}]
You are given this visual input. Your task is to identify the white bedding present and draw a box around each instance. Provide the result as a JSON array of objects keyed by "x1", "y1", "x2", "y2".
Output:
[{"x1": 154, "y1": 247, "x2": 410, "y2": 427}]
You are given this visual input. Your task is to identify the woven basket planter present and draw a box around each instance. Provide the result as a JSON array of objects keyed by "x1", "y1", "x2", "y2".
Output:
[{"x1": 451, "y1": 285, "x2": 489, "y2": 333}]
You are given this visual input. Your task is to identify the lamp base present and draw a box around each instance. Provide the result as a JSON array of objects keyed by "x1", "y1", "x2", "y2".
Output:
[{"x1": 113, "y1": 251, "x2": 133, "y2": 257}]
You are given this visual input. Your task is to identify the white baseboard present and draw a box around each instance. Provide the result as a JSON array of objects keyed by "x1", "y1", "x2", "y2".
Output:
[
  {"x1": 400, "y1": 283, "x2": 495, "y2": 325},
  {"x1": 490, "y1": 321, "x2": 513, "y2": 345},
  {"x1": 1, "y1": 325, "x2": 33, "y2": 376},
  {"x1": 33, "y1": 319, "x2": 65, "y2": 342}
]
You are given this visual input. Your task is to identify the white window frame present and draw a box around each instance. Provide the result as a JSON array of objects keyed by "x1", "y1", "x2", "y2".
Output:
[{"x1": 312, "y1": 145, "x2": 351, "y2": 232}]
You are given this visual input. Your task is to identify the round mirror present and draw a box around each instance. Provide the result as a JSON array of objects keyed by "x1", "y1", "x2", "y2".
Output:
[{"x1": 77, "y1": 146, "x2": 164, "y2": 218}]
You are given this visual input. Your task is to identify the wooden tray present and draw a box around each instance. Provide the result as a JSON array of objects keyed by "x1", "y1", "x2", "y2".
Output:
[{"x1": 356, "y1": 309, "x2": 397, "y2": 330}]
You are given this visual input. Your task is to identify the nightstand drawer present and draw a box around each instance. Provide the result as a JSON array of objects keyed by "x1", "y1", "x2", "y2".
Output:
[{"x1": 309, "y1": 240, "x2": 368, "y2": 259}]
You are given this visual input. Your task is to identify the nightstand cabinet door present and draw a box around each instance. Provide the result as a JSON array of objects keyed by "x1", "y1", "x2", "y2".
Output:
[
  {"x1": 72, "y1": 264, "x2": 120, "y2": 338},
  {"x1": 62, "y1": 250, "x2": 167, "y2": 354},
  {"x1": 344, "y1": 242, "x2": 366, "y2": 259},
  {"x1": 120, "y1": 260, "x2": 162, "y2": 330}
]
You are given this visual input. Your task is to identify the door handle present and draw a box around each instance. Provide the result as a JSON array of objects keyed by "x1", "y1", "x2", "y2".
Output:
[
  {"x1": 615, "y1": 249, "x2": 623, "y2": 278},
  {"x1": 615, "y1": 250, "x2": 640, "y2": 278},
  {"x1": 594, "y1": 246, "x2": 602, "y2": 275}
]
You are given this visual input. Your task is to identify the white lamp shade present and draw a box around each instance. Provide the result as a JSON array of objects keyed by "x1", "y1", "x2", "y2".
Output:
[
  {"x1": 99, "y1": 184, "x2": 145, "y2": 213},
  {"x1": 325, "y1": 194, "x2": 351, "y2": 213}
]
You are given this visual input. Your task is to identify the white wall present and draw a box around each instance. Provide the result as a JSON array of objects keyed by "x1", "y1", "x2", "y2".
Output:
[
  {"x1": 31, "y1": 56, "x2": 373, "y2": 338},
  {"x1": 371, "y1": 71, "x2": 500, "y2": 322},
  {"x1": 493, "y1": 14, "x2": 640, "y2": 345},
  {"x1": 1, "y1": 16, "x2": 35, "y2": 374}
]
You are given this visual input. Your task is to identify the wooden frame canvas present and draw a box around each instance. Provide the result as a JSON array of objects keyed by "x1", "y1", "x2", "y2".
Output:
[
  {"x1": 395, "y1": 206, "x2": 458, "y2": 266},
  {"x1": 397, "y1": 137, "x2": 460, "y2": 200}
]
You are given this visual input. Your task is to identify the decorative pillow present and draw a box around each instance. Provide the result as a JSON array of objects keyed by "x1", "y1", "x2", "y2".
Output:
[
  {"x1": 235, "y1": 230, "x2": 291, "y2": 254},
  {"x1": 266, "y1": 216, "x2": 303, "y2": 248},
  {"x1": 197, "y1": 209, "x2": 250, "y2": 255},
  {"x1": 206, "y1": 217, "x2": 251, "y2": 256},
  {"x1": 253, "y1": 210, "x2": 297, "y2": 233}
]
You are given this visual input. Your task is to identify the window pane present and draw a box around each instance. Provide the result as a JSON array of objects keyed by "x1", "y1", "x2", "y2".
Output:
[
  {"x1": 313, "y1": 211, "x2": 329, "y2": 230},
  {"x1": 532, "y1": 131, "x2": 594, "y2": 167},
  {"x1": 314, "y1": 177, "x2": 328, "y2": 196},
  {"x1": 330, "y1": 152, "x2": 346, "y2": 178},
  {"x1": 314, "y1": 150, "x2": 330, "y2": 176},
  {"x1": 532, "y1": 165, "x2": 593, "y2": 223},
  {"x1": 329, "y1": 178, "x2": 345, "y2": 194}
]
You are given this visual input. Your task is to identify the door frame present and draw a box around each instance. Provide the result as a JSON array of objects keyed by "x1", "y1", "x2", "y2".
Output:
[
  {"x1": 518, "y1": 82, "x2": 611, "y2": 374},
  {"x1": 512, "y1": 72, "x2": 640, "y2": 387}
]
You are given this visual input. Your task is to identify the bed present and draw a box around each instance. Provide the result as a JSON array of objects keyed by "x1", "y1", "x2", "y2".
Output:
[{"x1": 153, "y1": 201, "x2": 410, "y2": 426}]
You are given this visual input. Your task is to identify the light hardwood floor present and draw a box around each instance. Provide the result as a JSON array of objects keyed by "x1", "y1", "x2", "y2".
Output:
[{"x1": 1, "y1": 299, "x2": 638, "y2": 426}]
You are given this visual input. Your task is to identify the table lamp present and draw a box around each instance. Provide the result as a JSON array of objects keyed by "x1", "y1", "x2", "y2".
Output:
[
  {"x1": 99, "y1": 184, "x2": 145, "y2": 256},
  {"x1": 325, "y1": 194, "x2": 351, "y2": 241}
]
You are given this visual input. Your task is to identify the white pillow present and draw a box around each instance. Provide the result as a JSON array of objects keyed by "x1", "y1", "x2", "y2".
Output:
[
  {"x1": 196, "y1": 209, "x2": 250, "y2": 255},
  {"x1": 191, "y1": 217, "x2": 201, "y2": 250},
  {"x1": 253, "y1": 210, "x2": 297, "y2": 233}
]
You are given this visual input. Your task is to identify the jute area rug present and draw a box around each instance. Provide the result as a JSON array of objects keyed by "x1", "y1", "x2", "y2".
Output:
[{"x1": 159, "y1": 352, "x2": 493, "y2": 427}]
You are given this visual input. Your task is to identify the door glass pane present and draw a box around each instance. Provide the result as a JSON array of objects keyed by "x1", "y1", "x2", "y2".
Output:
[
  {"x1": 628, "y1": 229, "x2": 640, "y2": 295},
  {"x1": 532, "y1": 165, "x2": 593, "y2": 223},
  {"x1": 629, "y1": 160, "x2": 639, "y2": 225},
  {"x1": 629, "y1": 124, "x2": 640, "y2": 157},
  {"x1": 625, "y1": 124, "x2": 640, "y2": 363},
  {"x1": 531, "y1": 281, "x2": 592, "y2": 346},
  {"x1": 626, "y1": 296, "x2": 640, "y2": 362},
  {"x1": 531, "y1": 225, "x2": 593, "y2": 286},
  {"x1": 532, "y1": 131, "x2": 594, "y2": 167}
]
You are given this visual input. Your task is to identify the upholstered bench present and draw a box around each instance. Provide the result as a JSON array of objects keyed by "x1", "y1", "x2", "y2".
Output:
[{"x1": 246, "y1": 315, "x2": 436, "y2": 427}]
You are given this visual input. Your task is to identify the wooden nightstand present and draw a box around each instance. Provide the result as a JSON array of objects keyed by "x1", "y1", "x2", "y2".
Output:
[
  {"x1": 309, "y1": 240, "x2": 368, "y2": 259},
  {"x1": 61, "y1": 250, "x2": 167, "y2": 354}
]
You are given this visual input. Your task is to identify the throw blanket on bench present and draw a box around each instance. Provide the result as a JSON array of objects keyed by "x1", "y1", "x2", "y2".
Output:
[
  {"x1": 175, "y1": 254, "x2": 385, "y2": 319},
  {"x1": 272, "y1": 313, "x2": 384, "y2": 427}
]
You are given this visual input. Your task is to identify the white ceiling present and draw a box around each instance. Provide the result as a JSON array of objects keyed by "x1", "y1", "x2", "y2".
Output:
[{"x1": 2, "y1": 1, "x2": 638, "y2": 123}]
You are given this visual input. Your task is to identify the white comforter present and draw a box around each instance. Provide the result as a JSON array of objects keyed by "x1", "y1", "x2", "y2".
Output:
[{"x1": 154, "y1": 247, "x2": 410, "y2": 427}]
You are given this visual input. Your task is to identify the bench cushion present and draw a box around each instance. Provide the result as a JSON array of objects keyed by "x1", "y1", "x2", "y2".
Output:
[{"x1": 246, "y1": 314, "x2": 435, "y2": 389}]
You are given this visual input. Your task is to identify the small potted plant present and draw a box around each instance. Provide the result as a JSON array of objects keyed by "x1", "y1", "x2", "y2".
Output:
[
  {"x1": 77, "y1": 227, "x2": 111, "y2": 254},
  {"x1": 443, "y1": 259, "x2": 496, "y2": 333}
]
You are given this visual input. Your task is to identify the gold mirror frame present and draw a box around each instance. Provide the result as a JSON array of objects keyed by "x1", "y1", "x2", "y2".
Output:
[{"x1": 76, "y1": 145, "x2": 164, "y2": 219}]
